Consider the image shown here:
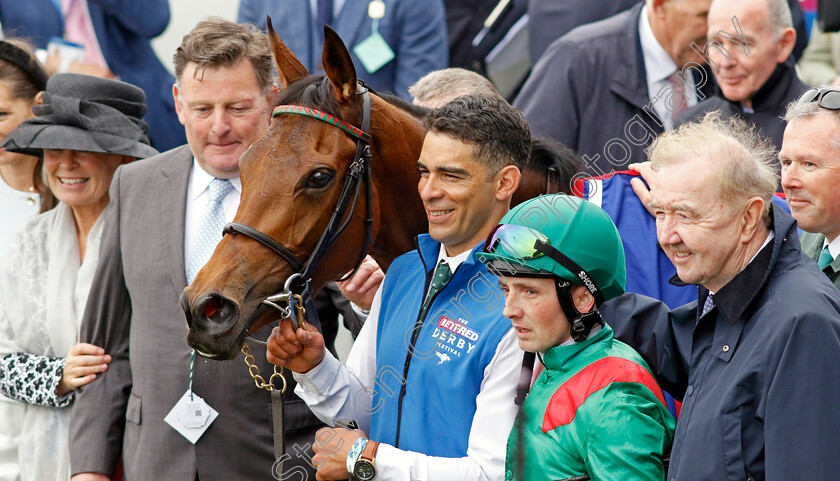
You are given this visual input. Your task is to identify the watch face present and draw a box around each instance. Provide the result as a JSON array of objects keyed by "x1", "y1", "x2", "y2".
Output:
[{"x1": 354, "y1": 460, "x2": 376, "y2": 480}]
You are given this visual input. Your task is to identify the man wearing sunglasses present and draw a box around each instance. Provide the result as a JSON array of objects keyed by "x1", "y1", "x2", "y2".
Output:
[
  {"x1": 477, "y1": 194, "x2": 675, "y2": 481},
  {"x1": 266, "y1": 95, "x2": 529, "y2": 480},
  {"x1": 779, "y1": 86, "x2": 840, "y2": 289},
  {"x1": 605, "y1": 112, "x2": 840, "y2": 480}
]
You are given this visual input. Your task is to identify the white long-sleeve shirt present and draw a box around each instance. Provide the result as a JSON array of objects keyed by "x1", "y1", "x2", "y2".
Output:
[{"x1": 294, "y1": 247, "x2": 522, "y2": 480}]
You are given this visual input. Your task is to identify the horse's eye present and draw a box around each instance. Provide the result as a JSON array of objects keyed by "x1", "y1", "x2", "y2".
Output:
[{"x1": 305, "y1": 169, "x2": 335, "y2": 189}]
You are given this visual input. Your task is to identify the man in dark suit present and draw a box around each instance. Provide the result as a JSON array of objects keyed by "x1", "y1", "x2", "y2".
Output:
[
  {"x1": 237, "y1": 0, "x2": 448, "y2": 100},
  {"x1": 514, "y1": 0, "x2": 716, "y2": 174},
  {"x1": 69, "y1": 18, "x2": 324, "y2": 481}
]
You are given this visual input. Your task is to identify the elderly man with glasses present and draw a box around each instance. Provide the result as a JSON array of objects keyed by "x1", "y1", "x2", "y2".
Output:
[{"x1": 779, "y1": 86, "x2": 840, "y2": 289}]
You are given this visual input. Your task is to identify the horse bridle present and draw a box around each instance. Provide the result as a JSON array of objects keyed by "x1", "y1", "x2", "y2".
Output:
[{"x1": 222, "y1": 87, "x2": 374, "y2": 328}]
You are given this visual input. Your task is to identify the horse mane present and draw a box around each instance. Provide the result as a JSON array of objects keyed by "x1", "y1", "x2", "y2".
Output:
[{"x1": 274, "y1": 75, "x2": 429, "y2": 120}]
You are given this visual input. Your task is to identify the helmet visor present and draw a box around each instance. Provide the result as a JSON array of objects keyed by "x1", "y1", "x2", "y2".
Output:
[
  {"x1": 481, "y1": 223, "x2": 604, "y2": 304},
  {"x1": 483, "y1": 224, "x2": 550, "y2": 260}
]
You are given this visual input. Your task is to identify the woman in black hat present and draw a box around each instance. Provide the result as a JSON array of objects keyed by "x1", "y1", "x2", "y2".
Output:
[
  {"x1": 0, "y1": 39, "x2": 55, "y2": 256},
  {"x1": 0, "y1": 73, "x2": 158, "y2": 481}
]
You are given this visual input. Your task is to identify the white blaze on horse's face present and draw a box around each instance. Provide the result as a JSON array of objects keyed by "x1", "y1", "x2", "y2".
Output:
[
  {"x1": 417, "y1": 132, "x2": 503, "y2": 257},
  {"x1": 174, "y1": 58, "x2": 272, "y2": 179}
]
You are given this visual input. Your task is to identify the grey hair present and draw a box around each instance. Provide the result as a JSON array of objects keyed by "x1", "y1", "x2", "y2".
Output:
[
  {"x1": 784, "y1": 86, "x2": 840, "y2": 151},
  {"x1": 646, "y1": 110, "x2": 778, "y2": 223},
  {"x1": 409, "y1": 68, "x2": 501, "y2": 108},
  {"x1": 766, "y1": 0, "x2": 794, "y2": 38}
]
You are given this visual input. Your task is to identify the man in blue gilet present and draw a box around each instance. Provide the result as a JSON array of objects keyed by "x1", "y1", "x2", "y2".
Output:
[{"x1": 266, "y1": 95, "x2": 530, "y2": 480}]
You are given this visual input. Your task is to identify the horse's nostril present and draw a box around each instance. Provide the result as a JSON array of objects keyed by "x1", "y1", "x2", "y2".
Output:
[
  {"x1": 191, "y1": 294, "x2": 239, "y2": 331},
  {"x1": 203, "y1": 296, "x2": 221, "y2": 319}
]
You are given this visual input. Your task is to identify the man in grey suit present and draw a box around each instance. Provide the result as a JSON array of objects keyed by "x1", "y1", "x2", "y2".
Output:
[
  {"x1": 69, "y1": 18, "x2": 324, "y2": 480},
  {"x1": 779, "y1": 86, "x2": 840, "y2": 290}
]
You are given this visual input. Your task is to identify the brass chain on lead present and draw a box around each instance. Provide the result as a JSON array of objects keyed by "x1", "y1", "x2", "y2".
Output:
[
  {"x1": 240, "y1": 292, "x2": 309, "y2": 393},
  {"x1": 241, "y1": 343, "x2": 287, "y2": 393}
]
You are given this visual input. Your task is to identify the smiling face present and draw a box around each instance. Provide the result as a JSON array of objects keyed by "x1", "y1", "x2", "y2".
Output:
[
  {"x1": 706, "y1": 0, "x2": 795, "y2": 108},
  {"x1": 417, "y1": 132, "x2": 511, "y2": 256},
  {"x1": 779, "y1": 114, "x2": 840, "y2": 242},
  {"x1": 0, "y1": 81, "x2": 36, "y2": 168},
  {"x1": 44, "y1": 149, "x2": 126, "y2": 214},
  {"x1": 650, "y1": 156, "x2": 754, "y2": 292},
  {"x1": 499, "y1": 276, "x2": 572, "y2": 353},
  {"x1": 174, "y1": 59, "x2": 272, "y2": 179}
]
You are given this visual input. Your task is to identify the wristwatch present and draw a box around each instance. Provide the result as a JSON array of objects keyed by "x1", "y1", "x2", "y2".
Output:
[{"x1": 353, "y1": 439, "x2": 379, "y2": 480}]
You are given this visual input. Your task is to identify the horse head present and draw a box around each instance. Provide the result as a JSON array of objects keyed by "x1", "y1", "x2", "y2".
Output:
[{"x1": 181, "y1": 22, "x2": 427, "y2": 360}]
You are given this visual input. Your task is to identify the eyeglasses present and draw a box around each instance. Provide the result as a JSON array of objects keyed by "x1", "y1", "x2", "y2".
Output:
[
  {"x1": 482, "y1": 224, "x2": 604, "y2": 304},
  {"x1": 797, "y1": 88, "x2": 840, "y2": 110}
]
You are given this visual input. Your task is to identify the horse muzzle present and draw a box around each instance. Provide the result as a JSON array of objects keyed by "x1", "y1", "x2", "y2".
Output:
[{"x1": 181, "y1": 291, "x2": 244, "y2": 360}]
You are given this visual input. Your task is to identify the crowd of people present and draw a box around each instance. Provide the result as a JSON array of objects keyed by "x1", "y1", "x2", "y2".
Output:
[{"x1": 0, "y1": 0, "x2": 839, "y2": 480}]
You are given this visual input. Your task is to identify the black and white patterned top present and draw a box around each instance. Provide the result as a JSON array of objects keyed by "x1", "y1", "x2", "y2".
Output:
[{"x1": 0, "y1": 352, "x2": 73, "y2": 407}]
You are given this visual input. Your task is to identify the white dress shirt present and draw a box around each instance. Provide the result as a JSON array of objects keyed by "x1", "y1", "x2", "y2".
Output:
[
  {"x1": 294, "y1": 244, "x2": 522, "y2": 480},
  {"x1": 184, "y1": 159, "x2": 242, "y2": 274},
  {"x1": 824, "y1": 234, "x2": 840, "y2": 260},
  {"x1": 639, "y1": 6, "x2": 697, "y2": 130}
]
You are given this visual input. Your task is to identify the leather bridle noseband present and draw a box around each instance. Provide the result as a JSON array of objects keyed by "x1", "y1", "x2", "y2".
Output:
[{"x1": 222, "y1": 88, "x2": 374, "y2": 326}]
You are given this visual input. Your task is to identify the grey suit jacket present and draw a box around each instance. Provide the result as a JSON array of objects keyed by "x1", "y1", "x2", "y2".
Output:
[
  {"x1": 801, "y1": 231, "x2": 840, "y2": 291},
  {"x1": 69, "y1": 145, "x2": 323, "y2": 480}
]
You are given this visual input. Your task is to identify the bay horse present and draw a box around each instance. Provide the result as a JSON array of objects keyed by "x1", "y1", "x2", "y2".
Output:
[{"x1": 182, "y1": 23, "x2": 571, "y2": 360}]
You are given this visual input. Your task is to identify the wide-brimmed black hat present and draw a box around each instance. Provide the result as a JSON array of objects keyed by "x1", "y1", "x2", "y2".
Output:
[{"x1": 1, "y1": 73, "x2": 159, "y2": 159}]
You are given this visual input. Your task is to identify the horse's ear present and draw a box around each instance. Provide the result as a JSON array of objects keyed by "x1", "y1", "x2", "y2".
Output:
[
  {"x1": 322, "y1": 25, "x2": 357, "y2": 103},
  {"x1": 267, "y1": 16, "x2": 308, "y2": 88}
]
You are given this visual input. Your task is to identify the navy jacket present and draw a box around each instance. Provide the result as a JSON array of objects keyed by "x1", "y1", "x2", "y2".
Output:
[
  {"x1": 602, "y1": 204, "x2": 840, "y2": 480},
  {"x1": 677, "y1": 59, "x2": 808, "y2": 153},
  {"x1": 238, "y1": 0, "x2": 448, "y2": 100},
  {"x1": 0, "y1": 0, "x2": 186, "y2": 152}
]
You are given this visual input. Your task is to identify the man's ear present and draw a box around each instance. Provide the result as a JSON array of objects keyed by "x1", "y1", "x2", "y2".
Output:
[
  {"x1": 172, "y1": 83, "x2": 186, "y2": 126},
  {"x1": 739, "y1": 196, "x2": 766, "y2": 244},
  {"x1": 494, "y1": 165, "x2": 522, "y2": 201},
  {"x1": 776, "y1": 27, "x2": 797, "y2": 63},
  {"x1": 34, "y1": 91, "x2": 44, "y2": 105},
  {"x1": 571, "y1": 285, "x2": 596, "y2": 314}
]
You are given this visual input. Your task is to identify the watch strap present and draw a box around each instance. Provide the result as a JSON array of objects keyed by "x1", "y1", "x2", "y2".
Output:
[
  {"x1": 360, "y1": 439, "x2": 379, "y2": 462},
  {"x1": 347, "y1": 437, "x2": 367, "y2": 475}
]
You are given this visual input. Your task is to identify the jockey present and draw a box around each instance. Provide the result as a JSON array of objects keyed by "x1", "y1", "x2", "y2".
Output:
[{"x1": 477, "y1": 194, "x2": 675, "y2": 481}]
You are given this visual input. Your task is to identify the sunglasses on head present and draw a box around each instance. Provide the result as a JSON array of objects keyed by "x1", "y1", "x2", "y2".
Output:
[
  {"x1": 483, "y1": 224, "x2": 604, "y2": 304},
  {"x1": 797, "y1": 88, "x2": 840, "y2": 110}
]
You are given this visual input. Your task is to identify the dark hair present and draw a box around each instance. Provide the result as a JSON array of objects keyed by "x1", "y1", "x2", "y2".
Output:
[
  {"x1": 0, "y1": 39, "x2": 55, "y2": 213},
  {"x1": 528, "y1": 136, "x2": 583, "y2": 195},
  {"x1": 424, "y1": 95, "x2": 531, "y2": 174},
  {"x1": 173, "y1": 17, "x2": 274, "y2": 93},
  {"x1": 0, "y1": 39, "x2": 45, "y2": 103}
]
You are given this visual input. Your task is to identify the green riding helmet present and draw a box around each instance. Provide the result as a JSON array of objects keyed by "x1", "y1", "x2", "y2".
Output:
[{"x1": 476, "y1": 194, "x2": 626, "y2": 302}]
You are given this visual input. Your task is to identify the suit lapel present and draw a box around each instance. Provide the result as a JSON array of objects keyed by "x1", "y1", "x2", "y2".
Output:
[
  {"x1": 800, "y1": 231, "x2": 825, "y2": 262},
  {"x1": 158, "y1": 146, "x2": 193, "y2": 292},
  {"x1": 334, "y1": 0, "x2": 369, "y2": 53}
]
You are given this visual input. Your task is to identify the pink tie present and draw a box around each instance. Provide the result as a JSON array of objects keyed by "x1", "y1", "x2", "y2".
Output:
[{"x1": 667, "y1": 72, "x2": 690, "y2": 124}]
